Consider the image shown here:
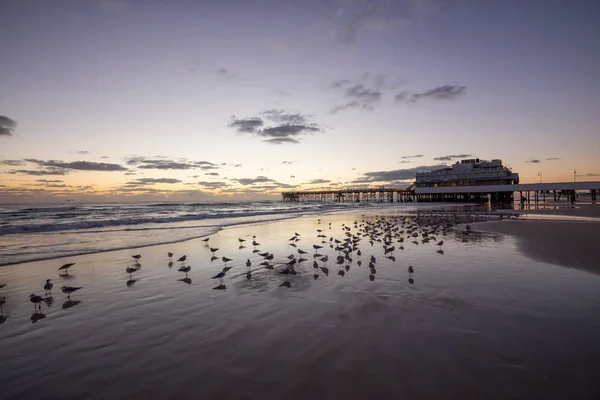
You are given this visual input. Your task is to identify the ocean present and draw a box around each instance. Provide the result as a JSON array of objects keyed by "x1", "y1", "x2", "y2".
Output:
[{"x1": 0, "y1": 201, "x2": 405, "y2": 266}]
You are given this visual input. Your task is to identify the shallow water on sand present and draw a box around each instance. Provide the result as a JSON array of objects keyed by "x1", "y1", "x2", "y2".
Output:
[{"x1": 1, "y1": 212, "x2": 599, "y2": 399}]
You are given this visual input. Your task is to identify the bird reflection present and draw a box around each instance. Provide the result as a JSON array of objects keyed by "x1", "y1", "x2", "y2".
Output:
[
  {"x1": 409, "y1": 278, "x2": 415, "y2": 284},
  {"x1": 279, "y1": 280, "x2": 292, "y2": 288},
  {"x1": 437, "y1": 249, "x2": 444, "y2": 255},
  {"x1": 30, "y1": 312, "x2": 46, "y2": 323},
  {"x1": 168, "y1": 261, "x2": 174, "y2": 268},
  {"x1": 62, "y1": 299, "x2": 82, "y2": 309},
  {"x1": 43, "y1": 296, "x2": 54, "y2": 307},
  {"x1": 369, "y1": 274, "x2": 375, "y2": 281},
  {"x1": 213, "y1": 283, "x2": 226, "y2": 290},
  {"x1": 0, "y1": 315, "x2": 7, "y2": 324},
  {"x1": 59, "y1": 273, "x2": 75, "y2": 280},
  {"x1": 210, "y1": 256, "x2": 218, "y2": 262},
  {"x1": 126, "y1": 279, "x2": 138, "y2": 287},
  {"x1": 239, "y1": 245, "x2": 246, "y2": 250},
  {"x1": 178, "y1": 277, "x2": 192, "y2": 284}
]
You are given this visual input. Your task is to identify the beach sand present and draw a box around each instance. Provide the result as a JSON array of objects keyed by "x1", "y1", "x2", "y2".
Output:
[{"x1": 1, "y1": 209, "x2": 600, "y2": 399}]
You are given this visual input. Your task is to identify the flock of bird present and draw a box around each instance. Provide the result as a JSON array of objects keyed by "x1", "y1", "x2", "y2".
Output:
[{"x1": 0, "y1": 213, "x2": 488, "y2": 324}]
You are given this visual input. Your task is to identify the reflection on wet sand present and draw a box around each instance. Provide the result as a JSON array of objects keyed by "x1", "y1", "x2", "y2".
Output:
[
  {"x1": 30, "y1": 312, "x2": 46, "y2": 323},
  {"x1": 178, "y1": 277, "x2": 192, "y2": 284},
  {"x1": 126, "y1": 279, "x2": 138, "y2": 287},
  {"x1": 62, "y1": 300, "x2": 82, "y2": 309}
]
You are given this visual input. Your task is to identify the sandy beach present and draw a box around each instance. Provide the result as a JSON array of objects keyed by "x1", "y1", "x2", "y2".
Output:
[{"x1": 1, "y1": 208, "x2": 600, "y2": 399}]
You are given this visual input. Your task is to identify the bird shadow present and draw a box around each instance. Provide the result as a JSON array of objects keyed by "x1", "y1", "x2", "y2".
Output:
[
  {"x1": 59, "y1": 273, "x2": 75, "y2": 280},
  {"x1": 62, "y1": 300, "x2": 82, "y2": 309},
  {"x1": 409, "y1": 278, "x2": 415, "y2": 284},
  {"x1": 43, "y1": 296, "x2": 54, "y2": 307},
  {"x1": 178, "y1": 277, "x2": 192, "y2": 285},
  {"x1": 213, "y1": 284, "x2": 227, "y2": 290},
  {"x1": 0, "y1": 315, "x2": 8, "y2": 324},
  {"x1": 239, "y1": 245, "x2": 246, "y2": 250},
  {"x1": 30, "y1": 312, "x2": 46, "y2": 323}
]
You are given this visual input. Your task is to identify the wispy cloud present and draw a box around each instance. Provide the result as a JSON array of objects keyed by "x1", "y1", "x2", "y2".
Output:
[
  {"x1": 525, "y1": 159, "x2": 541, "y2": 164},
  {"x1": 354, "y1": 165, "x2": 447, "y2": 184},
  {"x1": 546, "y1": 157, "x2": 560, "y2": 161},
  {"x1": 433, "y1": 154, "x2": 471, "y2": 161},
  {"x1": 396, "y1": 85, "x2": 466, "y2": 103},
  {"x1": 126, "y1": 157, "x2": 218, "y2": 170},
  {"x1": 306, "y1": 179, "x2": 331, "y2": 185},
  {"x1": 76, "y1": 150, "x2": 90, "y2": 155},
  {"x1": 26, "y1": 159, "x2": 127, "y2": 171},
  {"x1": 126, "y1": 178, "x2": 182, "y2": 185},
  {"x1": 401, "y1": 154, "x2": 424, "y2": 159}
]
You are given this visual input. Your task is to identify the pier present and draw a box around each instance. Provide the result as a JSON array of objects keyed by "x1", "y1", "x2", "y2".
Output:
[{"x1": 282, "y1": 181, "x2": 600, "y2": 204}]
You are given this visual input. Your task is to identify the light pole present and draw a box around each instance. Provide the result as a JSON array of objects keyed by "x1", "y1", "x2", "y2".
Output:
[
  {"x1": 574, "y1": 169, "x2": 576, "y2": 183},
  {"x1": 538, "y1": 172, "x2": 542, "y2": 183}
]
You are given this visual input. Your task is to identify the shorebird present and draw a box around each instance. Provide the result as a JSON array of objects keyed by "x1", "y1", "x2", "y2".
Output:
[
  {"x1": 437, "y1": 241, "x2": 444, "y2": 247},
  {"x1": 202, "y1": 238, "x2": 210, "y2": 244},
  {"x1": 126, "y1": 266, "x2": 139, "y2": 278},
  {"x1": 178, "y1": 265, "x2": 191, "y2": 276},
  {"x1": 252, "y1": 240, "x2": 261, "y2": 247},
  {"x1": 210, "y1": 247, "x2": 219, "y2": 254},
  {"x1": 408, "y1": 266, "x2": 414, "y2": 274},
  {"x1": 370, "y1": 255, "x2": 376, "y2": 264},
  {"x1": 238, "y1": 238, "x2": 246, "y2": 244},
  {"x1": 44, "y1": 279, "x2": 53, "y2": 294},
  {"x1": 61, "y1": 286, "x2": 82, "y2": 299},
  {"x1": 177, "y1": 255, "x2": 187, "y2": 263},
  {"x1": 0, "y1": 284, "x2": 6, "y2": 289},
  {"x1": 212, "y1": 271, "x2": 226, "y2": 285},
  {"x1": 58, "y1": 263, "x2": 75, "y2": 273},
  {"x1": 246, "y1": 259, "x2": 251, "y2": 268},
  {"x1": 168, "y1": 252, "x2": 173, "y2": 259},
  {"x1": 297, "y1": 249, "x2": 307, "y2": 255},
  {"x1": 30, "y1": 294, "x2": 44, "y2": 310},
  {"x1": 279, "y1": 280, "x2": 291, "y2": 288},
  {"x1": 132, "y1": 254, "x2": 141, "y2": 262},
  {"x1": 312, "y1": 244, "x2": 323, "y2": 253},
  {"x1": 222, "y1": 257, "x2": 233, "y2": 265}
]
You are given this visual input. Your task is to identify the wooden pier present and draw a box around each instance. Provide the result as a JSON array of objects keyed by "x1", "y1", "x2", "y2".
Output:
[{"x1": 282, "y1": 182, "x2": 600, "y2": 204}]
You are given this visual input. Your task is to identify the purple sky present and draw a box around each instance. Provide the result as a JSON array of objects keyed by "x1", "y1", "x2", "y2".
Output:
[{"x1": 1, "y1": 0, "x2": 599, "y2": 202}]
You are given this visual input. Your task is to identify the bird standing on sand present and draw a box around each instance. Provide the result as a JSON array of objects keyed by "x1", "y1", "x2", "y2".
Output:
[
  {"x1": 210, "y1": 247, "x2": 219, "y2": 255},
  {"x1": 239, "y1": 238, "x2": 246, "y2": 244},
  {"x1": 30, "y1": 294, "x2": 44, "y2": 310},
  {"x1": 126, "y1": 266, "x2": 139, "y2": 278},
  {"x1": 132, "y1": 254, "x2": 141, "y2": 262},
  {"x1": 222, "y1": 257, "x2": 233, "y2": 265},
  {"x1": 58, "y1": 263, "x2": 75, "y2": 274},
  {"x1": 252, "y1": 240, "x2": 260, "y2": 247},
  {"x1": 168, "y1": 252, "x2": 173, "y2": 259},
  {"x1": 177, "y1": 255, "x2": 187, "y2": 263},
  {"x1": 44, "y1": 279, "x2": 53, "y2": 294},
  {"x1": 61, "y1": 286, "x2": 82, "y2": 299},
  {"x1": 408, "y1": 266, "x2": 414, "y2": 274},
  {"x1": 179, "y1": 265, "x2": 191, "y2": 276},
  {"x1": 202, "y1": 238, "x2": 210, "y2": 244},
  {"x1": 212, "y1": 271, "x2": 226, "y2": 285},
  {"x1": 313, "y1": 244, "x2": 323, "y2": 253}
]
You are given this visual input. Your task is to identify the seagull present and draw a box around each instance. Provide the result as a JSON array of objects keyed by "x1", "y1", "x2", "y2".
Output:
[
  {"x1": 178, "y1": 265, "x2": 191, "y2": 276},
  {"x1": 58, "y1": 263, "x2": 75, "y2": 273},
  {"x1": 61, "y1": 286, "x2": 82, "y2": 299},
  {"x1": 126, "y1": 266, "x2": 139, "y2": 278},
  {"x1": 44, "y1": 279, "x2": 53, "y2": 294},
  {"x1": 30, "y1": 294, "x2": 45, "y2": 310},
  {"x1": 177, "y1": 255, "x2": 187, "y2": 263},
  {"x1": 212, "y1": 271, "x2": 226, "y2": 284}
]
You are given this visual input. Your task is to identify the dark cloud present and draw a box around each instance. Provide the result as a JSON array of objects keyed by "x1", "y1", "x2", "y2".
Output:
[
  {"x1": 124, "y1": 172, "x2": 137, "y2": 176},
  {"x1": 346, "y1": 84, "x2": 382, "y2": 103},
  {"x1": 262, "y1": 138, "x2": 300, "y2": 144},
  {"x1": 0, "y1": 115, "x2": 17, "y2": 137},
  {"x1": 76, "y1": 150, "x2": 90, "y2": 155},
  {"x1": 306, "y1": 179, "x2": 331, "y2": 185},
  {"x1": 546, "y1": 157, "x2": 560, "y2": 161},
  {"x1": 126, "y1": 157, "x2": 218, "y2": 170},
  {"x1": 329, "y1": 78, "x2": 385, "y2": 113},
  {"x1": 233, "y1": 176, "x2": 276, "y2": 186},
  {"x1": 127, "y1": 178, "x2": 182, "y2": 185},
  {"x1": 8, "y1": 168, "x2": 69, "y2": 176},
  {"x1": 26, "y1": 159, "x2": 127, "y2": 171},
  {"x1": 0, "y1": 159, "x2": 25, "y2": 166},
  {"x1": 229, "y1": 113, "x2": 322, "y2": 144},
  {"x1": 36, "y1": 179, "x2": 64, "y2": 183},
  {"x1": 355, "y1": 165, "x2": 448, "y2": 183},
  {"x1": 228, "y1": 117, "x2": 264, "y2": 133},
  {"x1": 433, "y1": 154, "x2": 472, "y2": 161},
  {"x1": 526, "y1": 159, "x2": 541, "y2": 164},
  {"x1": 401, "y1": 154, "x2": 424, "y2": 159},
  {"x1": 396, "y1": 85, "x2": 466, "y2": 103}
]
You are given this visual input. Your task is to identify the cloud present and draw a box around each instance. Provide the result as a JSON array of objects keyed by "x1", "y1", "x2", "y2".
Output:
[
  {"x1": 306, "y1": 179, "x2": 331, "y2": 185},
  {"x1": 0, "y1": 115, "x2": 17, "y2": 137},
  {"x1": 228, "y1": 117, "x2": 264, "y2": 133},
  {"x1": 330, "y1": 101, "x2": 374, "y2": 114},
  {"x1": 196, "y1": 181, "x2": 229, "y2": 189},
  {"x1": 401, "y1": 154, "x2": 424, "y2": 159},
  {"x1": 334, "y1": 1, "x2": 395, "y2": 44},
  {"x1": 101, "y1": 156, "x2": 109, "y2": 159},
  {"x1": 126, "y1": 157, "x2": 218, "y2": 170},
  {"x1": 216, "y1": 67, "x2": 236, "y2": 81},
  {"x1": 36, "y1": 179, "x2": 64, "y2": 183},
  {"x1": 546, "y1": 157, "x2": 560, "y2": 161},
  {"x1": 586, "y1": 173, "x2": 600, "y2": 177},
  {"x1": 398, "y1": 160, "x2": 410, "y2": 164},
  {"x1": 525, "y1": 159, "x2": 541, "y2": 164},
  {"x1": 433, "y1": 154, "x2": 472, "y2": 161},
  {"x1": 127, "y1": 178, "x2": 182, "y2": 185},
  {"x1": 0, "y1": 159, "x2": 25, "y2": 166},
  {"x1": 124, "y1": 172, "x2": 137, "y2": 176},
  {"x1": 205, "y1": 172, "x2": 219, "y2": 176},
  {"x1": 396, "y1": 85, "x2": 466, "y2": 103},
  {"x1": 228, "y1": 111, "x2": 323, "y2": 144},
  {"x1": 269, "y1": 89, "x2": 292, "y2": 97},
  {"x1": 282, "y1": 161, "x2": 294, "y2": 164},
  {"x1": 7, "y1": 169, "x2": 69, "y2": 176},
  {"x1": 26, "y1": 159, "x2": 127, "y2": 171},
  {"x1": 329, "y1": 76, "x2": 392, "y2": 113},
  {"x1": 355, "y1": 165, "x2": 448, "y2": 183},
  {"x1": 76, "y1": 150, "x2": 90, "y2": 155},
  {"x1": 233, "y1": 176, "x2": 276, "y2": 186}
]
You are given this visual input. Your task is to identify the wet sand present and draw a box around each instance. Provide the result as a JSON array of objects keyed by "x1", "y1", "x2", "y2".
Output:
[{"x1": 1, "y1": 210, "x2": 600, "y2": 399}]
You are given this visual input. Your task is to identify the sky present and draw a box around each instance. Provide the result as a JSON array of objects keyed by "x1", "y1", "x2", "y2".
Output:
[{"x1": 0, "y1": 0, "x2": 599, "y2": 202}]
